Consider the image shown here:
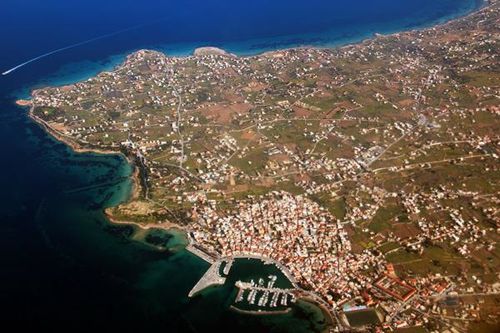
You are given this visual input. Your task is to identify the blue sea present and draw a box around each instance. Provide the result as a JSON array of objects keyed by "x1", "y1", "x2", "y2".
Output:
[{"x1": 0, "y1": 0, "x2": 484, "y2": 331}]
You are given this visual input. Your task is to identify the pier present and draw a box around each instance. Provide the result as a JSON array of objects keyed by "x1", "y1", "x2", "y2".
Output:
[
  {"x1": 234, "y1": 277, "x2": 296, "y2": 309},
  {"x1": 185, "y1": 243, "x2": 216, "y2": 264},
  {"x1": 222, "y1": 258, "x2": 234, "y2": 276},
  {"x1": 188, "y1": 260, "x2": 226, "y2": 297}
]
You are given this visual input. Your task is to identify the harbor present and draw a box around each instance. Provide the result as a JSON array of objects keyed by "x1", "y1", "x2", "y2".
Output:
[
  {"x1": 186, "y1": 233, "x2": 299, "y2": 299},
  {"x1": 186, "y1": 247, "x2": 300, "y2": 307},
  {"x1": 185, "y1": 235, "x2": 336, "y2": 327}
]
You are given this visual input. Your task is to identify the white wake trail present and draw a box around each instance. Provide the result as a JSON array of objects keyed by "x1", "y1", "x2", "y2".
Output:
[{"x1": 2, "y1": 20, "x2": 164, "y2": 76}]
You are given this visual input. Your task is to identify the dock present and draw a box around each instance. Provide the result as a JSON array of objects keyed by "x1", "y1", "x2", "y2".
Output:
[
  {"x1": 235, "y1": 278, "x2": 296, "y2": 308},
  {"x1": 223, "y1": 258, "x2": 234, "y2": 276},
  {"x1": 188, "y1": 260, "x2": 226, "y2": 297},
  {"x1": 185, "y1": 244, "x2": 216, "y2": 264}
]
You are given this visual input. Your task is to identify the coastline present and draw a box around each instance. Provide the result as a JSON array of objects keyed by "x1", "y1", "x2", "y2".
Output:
[
  {"x1": 18, "y1": 0, "x2": 493, "y2": 245},
  {"x1": 17, "y1": 100, "x2": 192, "y2": 237},
  {"x1": 333, "y1": 0, "x2": 489, "y2": 50},
  {"x1": 257, "y1": 0, "x2": 489, "y2": 57},
  {"x1": 104, "y1": 207, "x2": 187, "y2": 234},
  {"x1": 20, "y1": 101, "x2": 123, "y2": 155},
  {"x1": 12, "y1": 0, "x2": 489, "y2": 96},
  {"x1": 18, "y1": 98, "x2": 341, "y2": 326},
  {"x1": 297, "y1": 297, "x2": 336, "y2": 331},
  {"x1": 16, "y1": 1, "x2": 496, "y2": 330},
  {"x1": 17, "y1": 100, "x2": 144, "y2": 220}
]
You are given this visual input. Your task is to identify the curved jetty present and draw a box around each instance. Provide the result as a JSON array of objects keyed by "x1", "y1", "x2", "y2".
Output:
[{"x1": 188, "y1": 260, "x2": 226, "y2": 297}]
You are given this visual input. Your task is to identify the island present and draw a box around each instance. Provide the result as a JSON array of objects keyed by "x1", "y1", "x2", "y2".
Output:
[{"x1": 19, "y1": 1, "x2": 499, "y2": 331}]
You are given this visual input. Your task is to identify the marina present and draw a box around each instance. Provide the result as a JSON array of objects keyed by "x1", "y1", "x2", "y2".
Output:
[
  {"x1": 186, "y1": 239, "x2": 299, "y2": 299},
  {"x1": 186, "y1": 251, "x2": 300, "y2": 316},
  {"x1": 234, "y1": 276, "x2": 296, "y2": 310}
]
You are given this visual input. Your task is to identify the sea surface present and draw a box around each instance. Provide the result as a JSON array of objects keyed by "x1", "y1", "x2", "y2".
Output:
[{"x1": 0, "y1": 0, "x2": 484, "y2": 331}]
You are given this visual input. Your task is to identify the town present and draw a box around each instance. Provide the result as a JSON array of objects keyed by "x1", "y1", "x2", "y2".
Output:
[{"x1": 23, "y1": 1, "x2": 499, "y2": 332}]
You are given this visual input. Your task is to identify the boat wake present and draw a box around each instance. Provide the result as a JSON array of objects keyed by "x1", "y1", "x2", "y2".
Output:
[{"x1": 2, "y1": 19, "x2": 166, "y2": 76}]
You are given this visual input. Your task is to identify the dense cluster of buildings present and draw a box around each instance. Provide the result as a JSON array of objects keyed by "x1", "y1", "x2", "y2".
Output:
[{"x1": 191, "y1": 191, "x2": 385, "y2": 306}]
